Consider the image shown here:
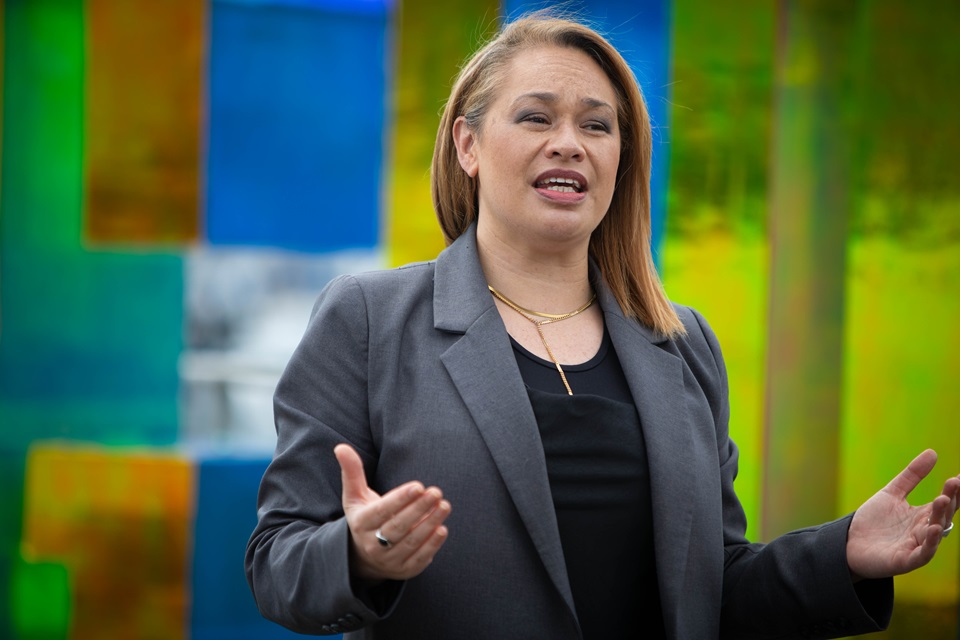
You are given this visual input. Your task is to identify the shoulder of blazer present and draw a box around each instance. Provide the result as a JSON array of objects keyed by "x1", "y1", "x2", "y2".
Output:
[
  {"x1": 666, "y1": 302, "x2": 728, "y2": 413},
  {"x1": 347, "y1": 259, "x2": 437, "y2": 290},
  {"x1": 329, "y1": 261, "x2": 438, "y2": 310}
]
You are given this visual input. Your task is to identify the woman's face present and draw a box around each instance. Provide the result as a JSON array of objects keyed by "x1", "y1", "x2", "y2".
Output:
[{"x1": 455, "y1": 45, "x2": 621, "y2": 254}]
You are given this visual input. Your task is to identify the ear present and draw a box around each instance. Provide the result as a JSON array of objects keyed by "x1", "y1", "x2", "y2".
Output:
[{"x1": 452, "y1": 116, "x2": 480, "y2": 178}]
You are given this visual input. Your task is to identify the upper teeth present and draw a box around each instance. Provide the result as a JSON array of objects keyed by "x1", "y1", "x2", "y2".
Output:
[{"x1": 539, "y1": 177, "x2": 582, "y2": 190}]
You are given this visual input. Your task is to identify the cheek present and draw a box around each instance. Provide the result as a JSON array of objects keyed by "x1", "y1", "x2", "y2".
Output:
[
  {"x1": 609, "y1": 146, "x2": 623, "y2": 181},
  {"x1": 600, "y1": 150, "x2": 620, "y2": 190}
]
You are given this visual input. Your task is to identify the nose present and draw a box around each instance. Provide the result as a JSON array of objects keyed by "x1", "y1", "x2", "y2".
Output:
[{"x1": 545, "y1": 121, "x2": 584, "y2": 161}]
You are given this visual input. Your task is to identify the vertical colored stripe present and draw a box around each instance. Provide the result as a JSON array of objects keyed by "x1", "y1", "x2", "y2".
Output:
[
  {"x1": 84, "y1": 0, "x2": 204, "y2": 244},
  {"x1": 663, "y1": 0, "x2": 775, "y2": 539},
  {"x1": 839, "y1": 0, "x2": 960, "y2": 610},
  {"x1": 21, "y1": 444, "x2": 195, "y2": 640},
  {"x1": 0, "y1": 451, "x2": 26, "y2": 640},
  {"x1": 762, "y1": 0, "x2": 857, "y2": 538},
  {"x1": 1, "y1": 8, "x2": 17, "y2": 637},
  {"x1": 0, "y1": 0, "x2": 83, "y2": 547},
  {"x1": 0, "y1": 0, "x2": 4, "y2": 211},
  {"x1": 0, "y1": 0, "x2": 182, "y2": 446},
  {"x1": 206, "y1": 0, "x2": 387, "y2": 252},
  {"x1": 384, "y1": 0, "x2": 498, "y2": 266},
  {"x1": 191, "y1": 457, "x2": 305, "y2": 639}
]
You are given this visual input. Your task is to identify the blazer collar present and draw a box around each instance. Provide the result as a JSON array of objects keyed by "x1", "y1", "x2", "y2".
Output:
[
  {"x1": 434, "y1": 224, "x2": 694, "y2": 633},
  {"x1": 434, "y1": 225, "x2": 579, "y2": 628},
  {"x1": 588, "y1": 252, "x2": 695, "y2": 625},
  {"x1": 433, "y1": 224, "x2": 670, "y2": 347},
  {"x1": 602, "y1": 308, "x2": 695, "y2": 632},
  {"x1": 594, "y1": 266, "x2": 696, "y2": 630},
  {"x1": 433, "y1": 225, "x2": 492, "y2": 334}
]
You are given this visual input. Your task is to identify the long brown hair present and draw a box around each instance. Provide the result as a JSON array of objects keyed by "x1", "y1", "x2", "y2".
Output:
[{"x1": 431, "y1": 13, "x2": 684, "y2": 337}]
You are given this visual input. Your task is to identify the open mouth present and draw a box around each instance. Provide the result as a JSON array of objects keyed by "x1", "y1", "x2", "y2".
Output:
[{"x1": 534, "y1": 176, "x2": 584, "y2": 193}]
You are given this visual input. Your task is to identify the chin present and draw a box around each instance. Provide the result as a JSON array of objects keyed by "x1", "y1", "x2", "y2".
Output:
[{"x1": 535, "y1": 215, "x2": 598, "y2": 247}]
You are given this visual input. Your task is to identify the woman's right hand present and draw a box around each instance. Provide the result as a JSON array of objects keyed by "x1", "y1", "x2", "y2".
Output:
[{"x1": 334, "y1": 443, "x2": 451, "y2": 583}]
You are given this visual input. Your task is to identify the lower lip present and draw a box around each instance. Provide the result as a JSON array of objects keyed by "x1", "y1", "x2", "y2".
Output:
[{"x1": 534, "y1": 187, "x2": 587, "y2": 204}]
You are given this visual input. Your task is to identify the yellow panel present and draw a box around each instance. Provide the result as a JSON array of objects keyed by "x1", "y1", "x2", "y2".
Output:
[
  {"x1": 384, "y1": 0, "x2": 499, "y2": 266},
  {"x1": 841, "y1": 238, "x2": 960, "y2": 606}
]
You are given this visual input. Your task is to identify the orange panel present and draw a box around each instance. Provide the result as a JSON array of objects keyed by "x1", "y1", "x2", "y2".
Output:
[
  {"x1": 21, "y1": 443, "x2": 195, "y2": 639},
  {"x1": 84, "y1": 0, "x2": 204, "y2": 244}
]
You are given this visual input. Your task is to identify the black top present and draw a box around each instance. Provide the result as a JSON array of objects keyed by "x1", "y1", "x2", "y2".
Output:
[{"x1": 511, "y1": 330, "x2": 665, "y2": 639}]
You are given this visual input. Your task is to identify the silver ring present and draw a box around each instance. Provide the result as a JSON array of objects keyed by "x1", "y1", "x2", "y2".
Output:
[
  {"x1": 944, "y1": 522, "x2": 954, "y2": 538},
  {"x1": 375, "y1": 528, "x2": 392, "y2": 548}
]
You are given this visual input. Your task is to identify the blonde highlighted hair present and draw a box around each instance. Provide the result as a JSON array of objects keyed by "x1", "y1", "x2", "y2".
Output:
[{"x1": 431, "y1": 12, "x2": 684, "y2": 338}]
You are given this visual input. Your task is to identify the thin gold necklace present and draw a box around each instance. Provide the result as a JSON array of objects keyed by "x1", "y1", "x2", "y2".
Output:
[{"x1": 488, "y1": 285, "x2": 596, "y2": 396}]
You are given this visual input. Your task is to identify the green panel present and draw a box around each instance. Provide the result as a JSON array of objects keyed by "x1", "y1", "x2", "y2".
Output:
[
  {"x1": 0, "y1": 450, "x2": 25, "y2": 638},
  {"x1": 12, "y1": 557, "x2": 70, "y2": 640},
  {"x1": 0, "y1": 0, "x2": 82, "y2": 253},
  {"x1": 663, "y1": 0, "x2": 775, "y2": 540}
]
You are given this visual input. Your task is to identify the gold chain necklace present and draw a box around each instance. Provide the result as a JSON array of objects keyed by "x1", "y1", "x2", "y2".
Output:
[{"x1": 488, "y1": 285, "x2": 596, "y2": 396}]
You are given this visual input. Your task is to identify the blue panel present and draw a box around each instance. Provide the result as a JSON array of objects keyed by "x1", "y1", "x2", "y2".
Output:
[
  {"x1": 220, "y1": 0, "x2": 393, "y2": 15},
  {"x1": 206, "y1": 1, "x2": 389, "y2": 252},
  {"x1": 501, "y1": 0, "x2": 672, "y2": 263},
  {"x1": 191, "y1": 457, "x2": 324, "y2": 639}
]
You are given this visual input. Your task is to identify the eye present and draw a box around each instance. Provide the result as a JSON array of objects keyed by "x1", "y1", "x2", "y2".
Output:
[
  {"x1": 584, "y1": 120, "x2": 612, "y2": 133},
  {"x1": 518, "y1": 112, "x2": 550, "y2": 125}
]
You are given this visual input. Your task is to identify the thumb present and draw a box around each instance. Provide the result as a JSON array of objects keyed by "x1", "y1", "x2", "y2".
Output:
[
  {"x1": 334, "y1": 443, "x2": 373, "y2": 506},
  {"x1": 885, "y1": 449, "x2": 937, "y2": 501}
]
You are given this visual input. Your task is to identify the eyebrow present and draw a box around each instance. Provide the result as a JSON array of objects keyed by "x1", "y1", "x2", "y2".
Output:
[{"x1": 511, "y1": 92, "x2": 615, "y2": 112}]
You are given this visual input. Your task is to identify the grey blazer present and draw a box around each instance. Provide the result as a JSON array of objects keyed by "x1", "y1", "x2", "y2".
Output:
[{"x1": 246, "y1": 225, "x2": 892, "y2": 639}]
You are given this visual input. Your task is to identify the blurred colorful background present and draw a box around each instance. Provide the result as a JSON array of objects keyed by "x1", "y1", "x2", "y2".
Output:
[{"x1": 1, "y1": 0, "x2": 957, "y2": 638}]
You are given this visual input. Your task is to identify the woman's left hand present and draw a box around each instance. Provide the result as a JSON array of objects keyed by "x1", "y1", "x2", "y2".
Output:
[{"x1": 847, "y1": 449, "x2": 959, "y2": 581}]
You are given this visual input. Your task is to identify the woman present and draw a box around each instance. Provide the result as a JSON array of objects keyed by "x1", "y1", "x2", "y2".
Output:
[{"x1": 245, "y1": 14, "x2": 959, "y2": 639}]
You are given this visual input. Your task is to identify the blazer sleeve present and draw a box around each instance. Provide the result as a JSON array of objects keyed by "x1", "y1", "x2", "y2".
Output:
[
  {"x1": 683, "y1": 307, "x2": 894, "y2": 639},
  {"x1": 244, "y1": 275, "x2": 403, "y2": 636}
]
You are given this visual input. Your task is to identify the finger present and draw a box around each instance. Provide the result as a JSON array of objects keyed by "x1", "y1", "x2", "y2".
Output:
[
  {"x1": 928, "y1": 494, "x2": 953, "y2": 529},
  {"x1": 943, "y1": 476, "x2": 960, "y2": 506},
  {"x1": 923, "y1": 478, "x2": 960, "y2": 529},
  {"x1": 356, "y1": 500, "x2": 449, "y2": 582},
  {"x1": 399, "y1": 523, "x2": 450, "y2": 574},
  {"x1": 380, "y1": 487, "x2": 444, "y2": 543},
  {"x1": 393, "y1": 498, "x2": 452, "y2": 557},
  {"x1": 334, "y1": 443, "x2": 372, "y2": 506},
  {"x1": 883, "y1": 449, "x2": 937, "y2": 501},
  {"x1": 364, "y1": 482, "x2": 427, "y2": 529},
  {"x1": 941, "y1": 477, "x2": 960, "y2": 517},
  {"x1": 911, "y1": 525, "x2": 941, "y2": 570}
]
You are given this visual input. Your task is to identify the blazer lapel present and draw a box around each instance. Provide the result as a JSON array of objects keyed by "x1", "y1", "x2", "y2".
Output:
[
  {"x1": 434, "y1": 228, "x2": 579, "y2": 625},
  {"x1": 598, "y1": 281, "x2": 695, "y2": 632}
]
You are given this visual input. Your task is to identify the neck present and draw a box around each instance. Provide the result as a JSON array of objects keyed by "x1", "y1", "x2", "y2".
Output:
[{"x1": 477, "y1": 223, "x2": 593, "y2": 313}]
